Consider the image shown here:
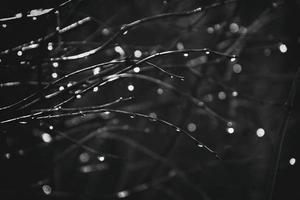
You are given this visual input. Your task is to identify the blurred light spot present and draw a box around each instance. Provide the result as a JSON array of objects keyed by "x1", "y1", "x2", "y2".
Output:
[
  {"x1": 59, "y1": 86, "x2": 64, "y2": 91},
  {"x1": 256, "y1": 128, "x2": 265, "y2": 137},
  {"x1": 176, "y1": 42, "x2": 184, "y2": 50},
  {"x1": 214, "y1": 24, "x2": 221, "y2": 30},
  {"x1": 2, "y1": 24, "x2": 7, "y2": 28},
  {"x1": 93, "y1": 87, "x2": 99, "y2": 92},
  {"x1": 289, "y1": 158, "x2": 296, "y2": 165},
  {"x1": 48, "y1": 43, "x2": 53, "y2": 51},
  {"x1": 79, "y1": 152, "x2": 90, "y2": 163},
  {"x1": 149, "y1": 112, "x2": 157, "y2": 119},
  {"x1": 127, "y1": 84, "x2": 134, "y2": 91},
  {"x1": 227, "y1": 127, "x2": 234, "y2": 134},
  {"x1": 229, "y1": 23, "x2": 239, "y2": 33},
  {"x1": 199, "y1": 55, "x2": 208, "y2": 63},
  {"x1": 183, "y1": 53, "x2": 189, "y2": 57},
  {"x1": 93, "y1": 67, "x2": 101, "y2": 75},
  {"x1": 117, "y1": 190, "x2": 129, "y2": 198},
  {"x1": 134, "y1": 50, "x2": 142, "y2": 58},
  {"x1": 52, "y1": 62, "x2": 59, "y2": 68},
  {"x1": 279, "y1": 43, "x2": 287, "y2": 53},
  {"x1": 239, "y1": 26, "x2": 248, "y2": 34},
  {"x1": 233, "y1": 63, "x2": 242, "y2": 73},
  {"x1": 264, "y1": 48, "x2": 271, "y2": 56},
  {"x1": 32, "y1": 16, "x2": 37, "y2": 21},
  {"x1": 232, "y1": 91, "x2": 238, "y2": 97},
  {"x1": 17, "y1": 51, "x2": 23, "y2": 56},
  {"x1": 230, "y1": 57, "x2": 236, "y2": 62},
  {"x1": 114, "y1": 46, "x2": 125, "y2": 57},
  {"x1": 207, "y1": 27, "x2": 214, "y2": 34},
  {"x1": 218, "y1": 91, "x2": 226, "y2": 100},
  {"x1": 187, "y1": 123, "x2": 197, "y2": 132},
  {"x1": 67, "y1": 82, "x2": 72, "y2": 87},
  {"x1": 41, "y1": 133, "x2": 52, "y2": 143},
  {"x1": 51, "y1": 73, "x2": 58, "y2": 79},
  {"x1": 49, "y1": 125, "x2": 54, "y2": 130},
  {"x1": 157, "y1": 88, "x2": 164, "y2": 95},
  {"x1": 102, "y1": 28, "x2": 110, "y2": 35},
  {"x1": 18, "y1": 149, "x2": 24, "y2": 155},
  {"x1": 5, "y1": 153, "x2": 11, "y2": 159},
  {"x1": 97, "y1": 156, "x2": 105, "y2": 162},
  {"x1": 42, "y1": 185, "x2": 52, "y2": 195},
  {"x1": 227, "y1": 121, "x2": 233, "y2": 127},
  {"x1": 76, "y1": 94, "x2": 82, "y2": 99},
  {"x1": 123, "y1": 31, "x2": 128, "y2": 35},
  {"x1": 133, "y1": 67, "x2": 140, "y2": 73}
]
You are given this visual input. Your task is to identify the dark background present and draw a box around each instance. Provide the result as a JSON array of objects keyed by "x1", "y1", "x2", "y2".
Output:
[{"x1": 0, "y1": 0, "x2": 300, "y2": 200}]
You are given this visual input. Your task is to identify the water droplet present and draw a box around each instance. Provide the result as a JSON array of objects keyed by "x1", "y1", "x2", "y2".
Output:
[
  {"x1": 18, "y1": 149, "x2": 24, "y2": 155},
  {"x1": 127, "y1": 84, "x2": 134, "y2": 91},
  {"x1": 42, "y1": 185, "x2": 52, "y2": 195},
  {"x1": 229, "y1": 23, "x2": 239, "y2": 33},
  {"x1": 4, "y1": 153, "x2": 11, "y2": 159},
  {"x1": 233, "y1": 64, "x2": 242, "y2": 73},
  {"x1": 133, "y1": 67, "x2": 140, "y2": 73},
  {"x1": 51, "y1": 72, "x2": 58, "y2": 79},
  {"x1": 227, "y1": 127, "x2": 234, "y2": 134},
  {"x1": 289, "y1": 158, "x2": 296, "y2": 165},
  {"x1": 157, "y1": 88, "x2": 164, "y2": 95},
  {"x1": 134, "y1": 50, "x2": 142, "y2": 58},
  {"x1": 207, "y1": 27, "x2": 214, "y2": 34},
  {"x1": 93, "y1": 87, "x2": 99, "y2": 92},
  {"x1": 93, "y1": 67, "x2": 101, "y2": 75},
  {"x1": 176, "y1": 42, "x2": 184, "y2": 50},
  {"x1": 52, "y1": 62, "x2": 59, "y2": 68},
  {"x1": 218, "y1": 91, "x2": 226, "y2": 100},
  {"x1": 256, "y1": 128, "x2": 265, "y2": 137},
  {"x1": 175, "y1": 128, "x2": 181, "y2": 132},
  {"x1": 198, "y1": 144, "x2": 203, "y2": 148},
  {"x1": 130, "y1": 115, "x2": 135, "y2": 119},
  {"x1": 97, "y1": 155, "x2": 105, "y2": 162},
  {"x1": 232, "y1": 91, "x2": 238, "y2": 97},
  {"x1": 79, "y1": 152, "x2": 90, "y2": 163},
  {"x1": 187, "y1": 123, "x2": 197, "y2": 132},
  {"x1": 198, "y1": 101, "x2": 204, "y2": 107},
  {"x1": 117, "y1": 190, "x2": 129, "y2": 198},
  {"x1": 41, "y1": 133, "x2": 52, "y2": 143},
  {"x1": 279, "y1": 43, "x2": 287, "y2": 53}
]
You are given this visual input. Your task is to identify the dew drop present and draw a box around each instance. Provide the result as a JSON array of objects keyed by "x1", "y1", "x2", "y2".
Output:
[
  {"x1": 130, "y1": 115, "x2": 135, "y2": 119},
  {"x1": 97, "y1": 155, "x2": 105, "y2": 162}
]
